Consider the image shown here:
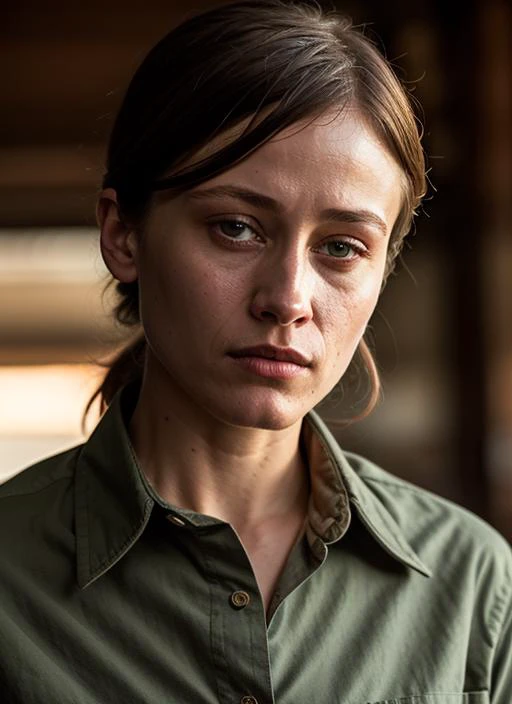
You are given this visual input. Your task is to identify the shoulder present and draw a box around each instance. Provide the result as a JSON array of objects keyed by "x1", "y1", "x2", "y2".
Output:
[
  {"x1": 345, "y1": 450, "x2": 511, "y2": 610},
  {"x1": 0, "y1": 445, "x2": 83, "y2": 529},
  {"x1": 0, "y1": 445, "x2": 82, "y2": 498},
  {"x1": 346, "y1": 449, "x2": 510, "y2": 554},
  {"x1": 346, "y1": 450, "x2": 511, "y2": 557},
  {"x1": 0, "y1": 447, "x2": 86, "y2": 610},
  {"x1": 345, "y1": 450, "x2": 512, "y2": 646}
]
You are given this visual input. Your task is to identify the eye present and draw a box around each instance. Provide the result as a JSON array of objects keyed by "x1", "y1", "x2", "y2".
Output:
[
  {"x1": 317, "y1": 239, "x2": 365, "y2": 259},
  {"x1": 213, "y1": 219, "x2": 258, "y2": 241}
]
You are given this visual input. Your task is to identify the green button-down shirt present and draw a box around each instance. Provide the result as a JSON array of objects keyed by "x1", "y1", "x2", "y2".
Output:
[{"x1": 0, "y1": 386, "x2": 511, "y2": 704}]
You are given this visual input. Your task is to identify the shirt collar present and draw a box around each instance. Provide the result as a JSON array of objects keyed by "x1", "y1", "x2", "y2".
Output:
[
  {"x1": 75, "y1": 386, "x2": 431, "y2": 588},
  {"x1": 304, "y1": 411, "x2": 432, "y2": 578},
  {"x1": 75, "y1": 384, "x2": 154, "y2": 588}
]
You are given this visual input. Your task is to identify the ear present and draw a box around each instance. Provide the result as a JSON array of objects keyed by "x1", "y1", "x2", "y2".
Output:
[{"x1": 97, "y1": 188, "x2": 139, "y2": 283}]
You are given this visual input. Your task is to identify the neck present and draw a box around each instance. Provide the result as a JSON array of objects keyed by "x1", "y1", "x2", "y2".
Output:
[{"x1": 128, "y1": 361, "x2": 310, "y2": 533}]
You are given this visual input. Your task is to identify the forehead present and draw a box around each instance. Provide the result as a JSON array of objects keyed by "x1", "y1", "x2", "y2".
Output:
[
  {"x1": 183, "y1": 108, "x2": 404, "y2": 229},
  {"x1": 252, "y1": 109, "x2": 394, "y2": 175},
  {"x1": 180, "y1": 106, "x2": 401, "y2": 185}
]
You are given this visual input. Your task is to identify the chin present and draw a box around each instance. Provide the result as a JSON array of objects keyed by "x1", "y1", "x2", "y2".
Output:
[
  {"x1": 229, "y1": 413, "x2": 301, "y2": 432},
  {"x1": 213, "y1": 392, "x2": 310, "y2": 432}
]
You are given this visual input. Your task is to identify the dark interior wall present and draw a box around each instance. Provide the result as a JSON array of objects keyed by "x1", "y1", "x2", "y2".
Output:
[
  {"x1": 330, "y1": 0, "x2": 488, "y2": 512},
  {"x1": 333, "y1": 0, "x2": 512, "y2": 535}
]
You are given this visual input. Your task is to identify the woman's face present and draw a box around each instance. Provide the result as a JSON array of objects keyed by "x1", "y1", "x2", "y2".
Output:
[{"x1": 133, "y1": 109, "x2": 403, "y2": 430}]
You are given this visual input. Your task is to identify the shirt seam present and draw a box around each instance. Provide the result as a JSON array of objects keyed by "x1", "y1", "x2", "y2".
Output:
[
  {"x1": 203, "y1": 548, "x2": 230, "y2": 704},
  {"x1": 487, "y1": 562, "x2": 512, "y2": 645},
  {"x1": 0, "y1": 475, "x2": 73, "y2": 499},
  {"x1": 360, "y1": 475, "x2": 439, "y2": 494},
  {"x1": 360, "y1": 475, "x2": 491, "y2": 513},
  {"x1": 373, "y1": 693, "x2": 489, "y2": 702},
  {"x1": 361, "y1": 474, "x2": 510, "y2": 535}
]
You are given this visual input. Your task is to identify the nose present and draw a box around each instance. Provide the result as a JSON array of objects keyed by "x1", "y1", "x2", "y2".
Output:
[{"x1": 249, "y1": 251, "x2": 314, "y2": 326}]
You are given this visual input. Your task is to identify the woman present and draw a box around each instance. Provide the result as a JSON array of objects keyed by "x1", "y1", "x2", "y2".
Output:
[{"x1": 0, "y1": 2, "x2": 510, "y2": 703}]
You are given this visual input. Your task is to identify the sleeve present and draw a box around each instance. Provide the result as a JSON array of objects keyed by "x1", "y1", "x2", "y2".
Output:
[{"x1": 490, "y1": 559, "x2": 512, "y2": 703}]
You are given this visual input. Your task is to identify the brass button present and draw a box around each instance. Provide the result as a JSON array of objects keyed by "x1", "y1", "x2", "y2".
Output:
[
  {"x1": 240, "y1": 697, "x2": 258, "y2": 704},
  {"x1": 167, "y1": 515, "x2": 186, "y2": 527},
  {"x1": 230, "y1": 590, "x2": 250, "y2": 609}
]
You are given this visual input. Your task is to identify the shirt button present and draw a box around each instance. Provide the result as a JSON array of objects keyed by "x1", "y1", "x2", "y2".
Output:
[
  {"x1": 230, "y1": 590, "x2": 251, "y2": 609},
  {"x1": 167, "y1": 515, "x2": 186, "y2": 527},
  {"x1": 240, "y1": 697, "x2": 258, "y2": 704}
]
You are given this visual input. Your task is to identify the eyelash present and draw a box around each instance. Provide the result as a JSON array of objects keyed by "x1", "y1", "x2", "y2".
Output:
[
  {"x1": 314, "y1": 239, "x2": 367, "y2": 261},
  {"x1": 209, "y1": 218, "x2": 261, "y2": 244},
  {"x1": 208, "y1": 217, "x2": 368, "y2": 261}
]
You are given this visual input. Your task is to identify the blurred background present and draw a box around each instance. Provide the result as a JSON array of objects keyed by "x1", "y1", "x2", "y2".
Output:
[{"x1": 1, "y1": 0, "x2": 511, "y2": 540}]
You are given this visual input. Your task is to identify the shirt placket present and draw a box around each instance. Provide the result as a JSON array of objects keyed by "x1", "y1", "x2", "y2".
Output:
[{"x1": 169, "y1": 514, "x2": 275, "y2": 704}]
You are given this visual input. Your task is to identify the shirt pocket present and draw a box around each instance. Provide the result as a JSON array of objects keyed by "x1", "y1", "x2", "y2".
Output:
[{"x1": 368, "y1": 693, "x2": 489, "y2": 704}]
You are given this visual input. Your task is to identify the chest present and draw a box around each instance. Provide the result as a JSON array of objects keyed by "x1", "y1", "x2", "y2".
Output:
[
  {"x1": 239, "y1": 522, "x2": 304, "y2": 615},
  {"x1": 1, "y1": 521, "x2": 487, "y2": 704}
]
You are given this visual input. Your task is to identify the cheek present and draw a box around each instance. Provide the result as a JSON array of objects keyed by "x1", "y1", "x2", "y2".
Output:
[
  {"x1": 138, "y1": 244, "x2": 245, "y2": 346},
  {"x1": 136, "y1": 241, "x2": 186, "y2": 341},
  {"x1": 318, "y1": 281, "x2": 381, "y2": 385},
  {"x1": 323, "y1": 274, "x2": 382, "y2": 342}
]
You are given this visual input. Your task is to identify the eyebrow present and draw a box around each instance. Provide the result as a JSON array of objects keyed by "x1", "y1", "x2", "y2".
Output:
[{"x1": 186, "y1": 184, "x2": 389, "y2": 236}]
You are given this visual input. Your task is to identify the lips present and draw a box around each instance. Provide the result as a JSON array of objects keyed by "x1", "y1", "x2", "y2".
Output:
[{"x1": 229, "y1": 345, "x2": 311, "y2": 367}]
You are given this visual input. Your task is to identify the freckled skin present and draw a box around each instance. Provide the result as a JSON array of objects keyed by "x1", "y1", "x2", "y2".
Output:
[{"x1": 133, "y1": 109, "x2": 403, "y2": 432}]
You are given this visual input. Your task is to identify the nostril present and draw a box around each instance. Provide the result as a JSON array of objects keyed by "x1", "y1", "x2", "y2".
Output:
[
  {"x1": 260, "y1": 309, "x2": 277, "y2": 320},
  {"x1": 250, "y1": 292, "x2": 313, "y2": 326}
]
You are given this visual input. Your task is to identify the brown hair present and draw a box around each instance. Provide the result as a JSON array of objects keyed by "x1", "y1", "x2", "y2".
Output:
[{"x1": 89, "y1": 0, "x2": 426, "y2": 418}]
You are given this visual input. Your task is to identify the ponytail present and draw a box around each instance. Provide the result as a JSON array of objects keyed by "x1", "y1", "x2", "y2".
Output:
[
  {"x1": 83, "y1": 334, "x2": 146, "y2": 426},
  {"x1": 83, "y1": 277, "x2": 145, "y2": 425}
]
